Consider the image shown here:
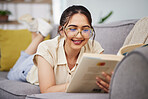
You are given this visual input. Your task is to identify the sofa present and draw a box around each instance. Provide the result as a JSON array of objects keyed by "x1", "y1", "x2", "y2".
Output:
[{"x1": 1, "y1": 19, "x2": 148, "y2": 99}]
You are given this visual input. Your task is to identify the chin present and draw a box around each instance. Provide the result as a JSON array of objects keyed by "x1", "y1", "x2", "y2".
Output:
[
  {"x1": 71, "y1": 46, "x2": 82, "y2": 50},
  {"x1": 70, "y1": 43, "x2": 85, "y2": 50}
]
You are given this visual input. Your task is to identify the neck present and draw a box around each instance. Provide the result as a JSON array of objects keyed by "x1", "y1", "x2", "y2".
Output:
[
  {"x1": 65, "y1": 45, "x2": 80, "y2": 60},
  {"x1": 64, "y1": 42, "x2": 80, "y2": 70}
]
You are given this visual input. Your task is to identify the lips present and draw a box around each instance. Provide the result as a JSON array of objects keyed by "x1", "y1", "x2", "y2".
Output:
[{"x1": 72, "y1": 40, "x2": 83, "y2": 45}]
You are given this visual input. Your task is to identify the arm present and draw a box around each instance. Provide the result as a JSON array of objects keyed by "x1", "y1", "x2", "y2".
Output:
[{"x1": 36, "y1": 55, "x2": 68, "y2": 93}]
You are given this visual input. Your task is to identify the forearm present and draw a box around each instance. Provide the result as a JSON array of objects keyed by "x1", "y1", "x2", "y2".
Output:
[{"x1": 40, "y1": 83, "x2": 68, "y2": 93}]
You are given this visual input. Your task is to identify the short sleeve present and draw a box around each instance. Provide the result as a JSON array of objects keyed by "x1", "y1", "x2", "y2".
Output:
[
  {"x1": 91, "y1": 40, "x2": 104, "y2": 54},
  {"x1": 33, "y1": 41, "x2": 54, "y2": 67}
]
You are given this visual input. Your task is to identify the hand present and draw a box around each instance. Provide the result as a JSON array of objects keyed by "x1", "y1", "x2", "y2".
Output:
[{"x1": 96, "y1": 72, "x2": 113, "y2": 93}]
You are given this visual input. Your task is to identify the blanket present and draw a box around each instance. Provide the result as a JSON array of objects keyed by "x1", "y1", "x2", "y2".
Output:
[{"x1": 123, "y1": 17, "x2": 148, "y2": 46}]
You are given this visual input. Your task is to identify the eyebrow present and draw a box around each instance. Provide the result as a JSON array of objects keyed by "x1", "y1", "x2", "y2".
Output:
[{"x1": 67, "y1": 25, "x2": 90, "y2": 28}]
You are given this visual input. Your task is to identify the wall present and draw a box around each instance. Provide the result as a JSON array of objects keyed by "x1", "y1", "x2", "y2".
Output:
[
  {"x1": 0, "y1": 0, "x2": 147, "y2": 29},
  {"x1": 65, "y1": 0, "x2": 148, "y2": 25}
]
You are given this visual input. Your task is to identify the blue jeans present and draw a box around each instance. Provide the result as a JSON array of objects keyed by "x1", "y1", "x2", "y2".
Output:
[{"x1": 7, "y1": 51, "x2": 34, "y2": 82}]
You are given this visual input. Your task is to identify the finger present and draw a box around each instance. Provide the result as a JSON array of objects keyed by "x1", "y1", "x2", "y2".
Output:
[
  {"x1": 96, "y1": 81, "x2": 109, "y2": 93},
  {"x1": 102, "y1": 72, "x2": 111, "y2": 82},
  {"x1": 111, "y1": 71, "x2": 114, "y2": 75},
  {"x1": 96, "y1": 77, "x2": 109, "y2": 89}
]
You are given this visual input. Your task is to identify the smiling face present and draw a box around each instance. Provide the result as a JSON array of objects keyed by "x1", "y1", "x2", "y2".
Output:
[{"x1": 63, "y1": 13, "x2": 90, "y2": 51}]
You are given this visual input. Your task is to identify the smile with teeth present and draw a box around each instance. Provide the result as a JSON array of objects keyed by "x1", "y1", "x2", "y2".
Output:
[{"x1": 72, "y1": 40, "x2": 84, "y2": 45}]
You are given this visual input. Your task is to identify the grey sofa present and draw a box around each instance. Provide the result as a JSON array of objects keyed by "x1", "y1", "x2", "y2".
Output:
[{"x1": 1, "y1": 19, "x2": 148, "y2": 99}]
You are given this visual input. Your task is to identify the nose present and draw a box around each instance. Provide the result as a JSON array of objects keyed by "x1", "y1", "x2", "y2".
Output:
[{"x1": 75, "y1": 31, "x2": 83, "y2": 38}]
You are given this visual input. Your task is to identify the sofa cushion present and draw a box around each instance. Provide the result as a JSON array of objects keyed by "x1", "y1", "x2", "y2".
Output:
[
  {"x1": 0, "y1": 29, "x2": 50, "y2": 71},
  {"x1": 0, "y1": 71, "x2": 40, "y2": 99},
  {"x1": 0, "y1": 78, "x2": 40, "y2": 99},
  {"x1": 0, "y1": 29, "x2": 32, "y2": 71},
  {"x1": 109, "y1": 47, "x2": 148, "y2": 99},
  {"x1": 26, "y1": 92, "x2": 109, "y2": 99},
  {"x1": 94, "y1": 19, "x2": 138, "y2": 54}
]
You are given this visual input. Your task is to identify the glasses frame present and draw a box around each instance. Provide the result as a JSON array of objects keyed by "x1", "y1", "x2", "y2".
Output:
[{"x1": 63, "y1": 26, "x2": 93, "y2": 38}]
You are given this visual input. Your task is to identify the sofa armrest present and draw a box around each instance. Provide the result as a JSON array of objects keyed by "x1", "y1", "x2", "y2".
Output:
[{"x1": 110, "y1": 47, "x2": 148, "y2": 99}]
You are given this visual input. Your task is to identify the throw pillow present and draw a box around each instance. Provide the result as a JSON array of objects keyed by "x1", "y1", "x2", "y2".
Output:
[{"x1": 0, "y1": 29, "x2": 50, "y2": 71}]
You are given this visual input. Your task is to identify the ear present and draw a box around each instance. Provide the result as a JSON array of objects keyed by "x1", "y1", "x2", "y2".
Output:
[{"x1": 58, "y1": 26, "x2": 64, "y2": 36}]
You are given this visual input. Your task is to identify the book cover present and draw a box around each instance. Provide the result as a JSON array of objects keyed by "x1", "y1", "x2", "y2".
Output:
[{"x1": 66, "y1": 53, "x2": 123, "y2": 93}]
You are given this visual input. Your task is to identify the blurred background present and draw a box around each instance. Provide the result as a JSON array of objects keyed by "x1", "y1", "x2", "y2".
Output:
[{"x1": 0, "y1": 0, "x2": 148, "y2": 29}]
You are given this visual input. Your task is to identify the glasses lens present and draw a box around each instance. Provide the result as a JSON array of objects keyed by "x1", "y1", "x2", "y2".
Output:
[
  {"x1": 65, "y1": 27, "x2": 93, "y2": 38},
  {"x1": 81, "y1": 28, "x2": 93, "y2": 38}
]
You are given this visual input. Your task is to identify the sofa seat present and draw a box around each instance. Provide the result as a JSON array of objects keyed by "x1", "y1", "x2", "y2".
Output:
[
  {"x1": 26, "y1": 92, "x2": 109, "y2": 99},
  {"x1": 0, "y1": 72, "x2": 109, "y2": 99},
  {"x1": 0, "y1": 72, "x2": 40, "y2": 99}
]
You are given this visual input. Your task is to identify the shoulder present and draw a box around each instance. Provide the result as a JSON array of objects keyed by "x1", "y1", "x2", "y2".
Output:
[
  {"x1": 39, "y1": 36, "x2": 60, "y2": 47},
  {"x1": 36, "y1": 36, "x2": 64, "y2": 57},
  {"x1": 38, "y1": 36, "x2": 64, "y2": 50},
  {"x1": 35, "y1": 36, "x2": 64, "y2": 67},
  {"x1": 86, "y1": 39, "x2": 104, "y2": 53}
]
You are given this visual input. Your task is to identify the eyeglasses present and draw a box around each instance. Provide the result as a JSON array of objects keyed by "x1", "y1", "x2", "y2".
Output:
[{"x1": 63, "y1": 27, "x2": 93, "y2": 38}]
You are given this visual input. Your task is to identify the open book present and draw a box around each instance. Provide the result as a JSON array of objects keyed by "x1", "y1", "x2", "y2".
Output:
[
  {"x1": 117, "y1": 43, "x2": 146, "y2": 56},
  {"x1": 66, "y1": 43, "x2": 147, "y2": 93},
  {"x1": 66, "y1": 53, "x2": 123, "y2": 93}
]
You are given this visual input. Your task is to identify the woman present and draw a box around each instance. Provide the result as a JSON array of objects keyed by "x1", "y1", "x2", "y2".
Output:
[{"x1": 8, "y1": 5, "x2": 111, "y2": 93}]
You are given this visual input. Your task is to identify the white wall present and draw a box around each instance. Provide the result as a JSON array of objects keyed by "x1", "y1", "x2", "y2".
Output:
[
  {"x1": 65, "y1": 0, "x2": 148, "y2": 25},
  {"x1": 0, "y1": 0, "x2": 148, "y2": 29}
]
